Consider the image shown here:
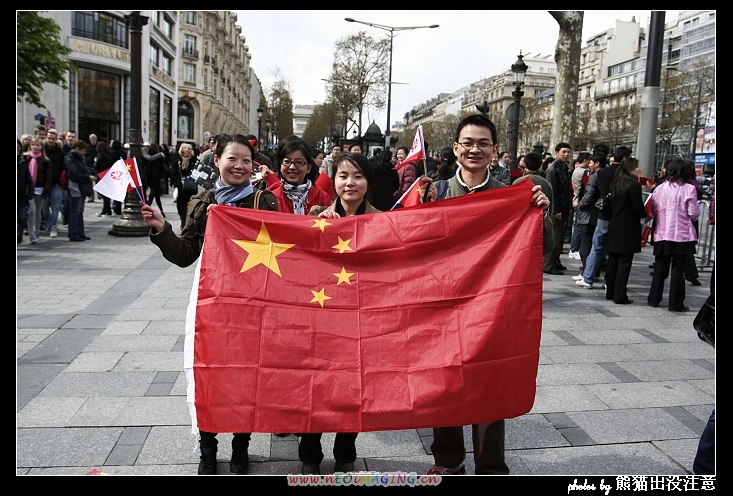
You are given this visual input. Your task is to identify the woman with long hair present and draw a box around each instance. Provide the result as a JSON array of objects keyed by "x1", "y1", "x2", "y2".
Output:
[
  {"x1": 261, "y1": 138, "x2": 331, "y2": 214},
  {"x1": 604, "y1": 158, "x2": 649, "y2": 304},
  {"x1": 144, "y1": 143, "x2": 166, "y2": 216},
  {"x1": 23, "y1": 137, "x2": 53, "y2": 244},
  {"x1": 647, "y1": 158, "x2": 701, "y2": 311},
  {"x1": 171, "y1": 142, "x2": 199, "y2": 230},
  {"x1": 393, "y1": 146, "x2": 417, "y2": 202}
]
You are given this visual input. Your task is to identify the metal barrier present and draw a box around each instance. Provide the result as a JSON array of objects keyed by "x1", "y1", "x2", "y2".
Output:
[{"x1": 696, "y1": 199, "x2": 715, "y2": 270}]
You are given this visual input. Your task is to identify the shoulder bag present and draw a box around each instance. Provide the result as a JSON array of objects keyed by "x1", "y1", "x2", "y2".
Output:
[
  {"x1": 693, "y1": 292, "x2": 715, "y2": 348},
  {"x1": 182, "y1": 174, "x2": 198, "y2": 193},
  {"x1": 596, "y1": 192, "x2": 613, "y2": 219}
]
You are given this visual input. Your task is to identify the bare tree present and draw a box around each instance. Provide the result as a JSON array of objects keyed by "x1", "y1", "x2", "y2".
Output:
[
  {"x1": 267, "y1": 74, "x2": 294, "y2": 140},
  {"x1": 549, "y1": 11, "x2": 583, "y2": 147},
  {"x1": 327, "y1": 31, "x2": 389, "y2": 137}
]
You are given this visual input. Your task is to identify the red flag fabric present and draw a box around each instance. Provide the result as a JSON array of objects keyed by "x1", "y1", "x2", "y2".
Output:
[
  {"x1": 124, "y1": 157, "x2": 143, "y2": 192},
  {"x1": 315, "y1": 171, "x2": 336, "y2": 203},
  {"x1": 393, "y1": 125, "x2": 425, "y2": 170},
  {"x1": 641, "y1": 193, "x2": 654, "y2": 247},
  {"x1": 186, "y1": 179, "x2": 543, "y2": 434},
  {"x1": 391, "y1": 177, "x2": 426, "y2": 209},
  {"x1": 93, "y1": 159, "x2": 131, "y2": 202}
]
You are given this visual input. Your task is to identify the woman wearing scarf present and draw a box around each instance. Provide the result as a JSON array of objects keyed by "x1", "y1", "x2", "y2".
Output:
[
  {"x1": 261, "y1": 138, "x2": 331, "y2": 215},
  {"x1": 141, "y1": 134, "x2": 277, "y2": 475},
  {"x1": 22, "y1": 137, "x2": 53, "y2": 244}
]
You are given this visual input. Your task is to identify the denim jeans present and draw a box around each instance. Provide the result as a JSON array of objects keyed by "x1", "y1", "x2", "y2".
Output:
[
  {"x1": 570, "y1": 207, "x2": 582, "y2": 252},
  {"x1": 582, "y1": 219, "x2": 608, "y2": 284},
  {"x1": 43, "y1": 184, "x2": 64, "y2": 231},
  {"x1": 68, "y1": 196, "x2": 86, "y2": 239}
]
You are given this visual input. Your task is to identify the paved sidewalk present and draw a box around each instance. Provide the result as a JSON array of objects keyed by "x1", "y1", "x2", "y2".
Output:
[{"x1": 17, "y1": 193, "x2": 715, "y2": 476}]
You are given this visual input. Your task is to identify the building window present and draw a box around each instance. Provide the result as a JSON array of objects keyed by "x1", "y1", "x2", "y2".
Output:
[
  {"x1": 149, "y1": 44, "x2": 159, "y2": 68},
  {"x1": 151, "y1": 11, "x2": 159, "y2": 26},
  {"x1": 183, "y1": 63, "x2": 195, "y2": 83},
  {"x1": 161, "y1": 14, "x2": 173, "y2": 38},
  {"x1": 162, "y1": 53, "x2": 172, "y2": 76},
  {"x1": 178, "y1": 100, "x2": 194, "y2": 140},
  {"x1": 149, "y1": 87, "x2": 160, "y2": 145},
  {"x1": 184, "y1": 35, "x2": 197, "y2": 57},
  {"x1": 72, "y1": 11, "x2": 128, "y2": 48},
  {"x1": 163, "y1": 95, "x2": 172, "y2": 146},
  {"x1": 186, "y1": 11, "x2": 196, "y2": 25}
]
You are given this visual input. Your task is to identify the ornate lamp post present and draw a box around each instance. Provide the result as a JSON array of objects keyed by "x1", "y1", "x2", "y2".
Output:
[
  {"x1": 265, "y1": 118, "x2": 271, "y2": 148},
  {"x1": 509, "y1": 52, "x2": 528, "y2": 168},
  {"x1": 345, "y1": 18, "x2": 439, "y2": 150},
  {"x1": 109, "y1": 11, "x2": 149, "y2": 237},
  {"x1": 476, "y1": 100, "x2": 490, "y2": 116}
]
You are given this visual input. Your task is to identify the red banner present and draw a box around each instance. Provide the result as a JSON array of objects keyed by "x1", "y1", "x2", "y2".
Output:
[{"x1": 187, "y1": 180, "x2": 544, "y2": 433}]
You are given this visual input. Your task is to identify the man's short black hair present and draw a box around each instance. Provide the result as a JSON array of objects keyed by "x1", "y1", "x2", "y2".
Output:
[
  {"x1": 454, "y1": 114, "x2": 497, "y2": 145},
  {"x1": 612, "y1": 146, "x2": 633, "y2": 164},
  {"x1": 524, "y1": 152, "x2": 543, "y2": 171},
  {"x1": 555, "y1": 142, "x2": 572, "y2": 152},
  {"x1": 591, "y1": 154, "x2": 607, "y2": 168}
]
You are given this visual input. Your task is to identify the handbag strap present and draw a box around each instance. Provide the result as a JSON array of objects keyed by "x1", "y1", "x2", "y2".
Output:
[{"x1": 253, "y1": 189, "x2": 262, "y2": 210}]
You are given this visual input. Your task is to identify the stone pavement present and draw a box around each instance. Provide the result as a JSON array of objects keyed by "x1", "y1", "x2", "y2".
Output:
[{"x1": 17, "y1": 192, "x2": 715, "y2": 476}]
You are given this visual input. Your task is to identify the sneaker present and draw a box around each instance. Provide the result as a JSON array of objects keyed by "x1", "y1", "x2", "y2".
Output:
[
  {"x1": 568, "y1": 251, "x2": 581, "y2": 259},
  {"x1": 49, "y1": 228, "x2": 58, "y2": 238},
  {"x1": 572, "y1": 275, "x2": 585, "y2": 281},
  {"x1": 575, "y1": 279, "x2": 593, "y2": 289},
  {"x1": 229, "y1": 447, "x2": 249, "y2": 475},
  {"x1": 426, "y1": 463, "x2": 466, "y2": 475},
  {"x1": 97, "y1": 213, "x2": 109, "y2": 217},
  {"x1": 198, "y1": 449, "x2": 217, "y2": 475}
]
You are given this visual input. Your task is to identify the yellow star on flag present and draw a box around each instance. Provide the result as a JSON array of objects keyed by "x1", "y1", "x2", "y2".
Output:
[
  {"x1": 312, "y1": 218, "x2": 331, "y2": 233},
  {"x1": 333, "y1": 267, "x2": 354, "y2": 285},
  {"x1": 332, "y1": 236, "x2": 353, "y2": 254},
  {"x1": 232, "y1": 222, "x2": 295, "y2": 276},
  {"x1": 310, "y1": 288, "x2": 331, "y2": 308}
]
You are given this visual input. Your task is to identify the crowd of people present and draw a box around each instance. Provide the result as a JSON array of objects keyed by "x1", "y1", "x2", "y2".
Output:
[{"x1": 19, "y1": 116, "x2": 714, "y2": 476}]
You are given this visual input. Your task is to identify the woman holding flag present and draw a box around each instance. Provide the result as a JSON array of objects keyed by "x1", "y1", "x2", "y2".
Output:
[
  {"x1": 300, "y1": 152, "x2": 379, "y2": 475},
  {"x1": 141, "y1": 134, "x2": 278, "y2": 475}
]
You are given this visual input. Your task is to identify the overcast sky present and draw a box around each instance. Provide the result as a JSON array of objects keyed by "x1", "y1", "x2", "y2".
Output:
[{"x1": 234, "y1": 10, "x2": 679, "y2": 133}]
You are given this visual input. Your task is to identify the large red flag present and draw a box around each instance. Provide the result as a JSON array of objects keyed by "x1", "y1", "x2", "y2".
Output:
[
  {"x1": 186, "y1": 179, "x2": 543, "y2": 434},
  {"x1": 393, "y1": 125, "x2": 425, "y2": 171}
]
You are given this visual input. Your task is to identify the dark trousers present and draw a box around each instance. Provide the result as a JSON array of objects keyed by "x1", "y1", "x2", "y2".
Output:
[
  {"x1": 605, "y1": 252, "x2": 634, "y2": 303},
  {"x1": 648, "y1": 254, "x2": 687, "y2": 309},
  {"x1": 68, "y1": 196, "x2": 86, "y2": 239},
  {"x1": 431, "y1": 420, "x2": 509, "y2": 474},
  {"x1": 146, "y1": 176, "x2": 164, "y2": 211},
  {"x1": 693, "y1": 409, "x2": 715, "y2": 475},
  {"x1": 578, "y1": 224, "x2": 595, "y2": 270},
  {"x1": 543, "y1": 216, "x2": 565, "y2": 271},
  {"x1": 199, "y1": 431, "x2": 251, "y2": 450},
  {"x1": 299, "y1": 433, "x2": 358, "y2": 465}
]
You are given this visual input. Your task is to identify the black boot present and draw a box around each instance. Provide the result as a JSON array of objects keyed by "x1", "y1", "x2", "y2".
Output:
[
  {"x1": 230, "y1": 436, "x2": 250, "y2": 474},
  {"x1": 198, "y1": 447, "x2": 217, "y2": 475}
]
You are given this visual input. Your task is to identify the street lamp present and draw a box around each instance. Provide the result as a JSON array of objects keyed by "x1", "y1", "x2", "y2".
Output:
[
  {"x1": 509, "y1": 52, "x2": 528, "y2": 168},
  {"x1": 265, "y1": 118, "x2": 271, "y2": 148},
  {"x1": 256, "y1": 106, "x2": 263, "y2": 151},
  {"x1": 345, "y1": 17, "x2": 439, "y2": 150}
]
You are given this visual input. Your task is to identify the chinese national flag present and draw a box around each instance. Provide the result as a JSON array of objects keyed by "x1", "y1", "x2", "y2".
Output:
[
  {"x1": 186, "y1": 179, "x2": 543, "y2": 434},
  {"x1": 124, "y1": 157, "x2": 144, "y2": 192},
  {"x1": 391, "y1": 177, "x2": 426, "y2": 209}
]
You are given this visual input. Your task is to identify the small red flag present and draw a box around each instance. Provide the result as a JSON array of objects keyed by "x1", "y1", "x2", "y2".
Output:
[{"x1": 391, "y1": 177, "x2": 426, "y2": 209}]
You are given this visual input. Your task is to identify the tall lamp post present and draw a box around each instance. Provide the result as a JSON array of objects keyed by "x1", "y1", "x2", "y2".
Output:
[
  {"x1": 256, "y1": 106, "x2": 263, "y2": 151},
  {"x1": 109, "y1": 11, "x2": 149, "y2": 237},
  {"x1": 509, "y1": 52, "x2": 528, "y2": 168},
  {"x1": 344, "y1": 18, "x2": 439, "y2": 150}
]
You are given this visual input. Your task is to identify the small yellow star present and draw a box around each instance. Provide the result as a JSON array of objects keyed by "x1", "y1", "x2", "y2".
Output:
[
  {"x1": 333, "y1": 267, "x2": 354, "y2": 285},
  {"x1": 310, "y1": 288, "x2": 331, "y2": 308},
  {"x1": 312, "y1": 218, "x2": 331, "y2": 233},
  {"x1": 232, "y1": 222, "x2": 295, "y2": 276},
  {"x1": 332, "y1": 236, "x2": 353, "y2": 254}
]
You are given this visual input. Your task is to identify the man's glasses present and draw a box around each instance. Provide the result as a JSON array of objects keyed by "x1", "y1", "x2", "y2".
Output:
[
  {"x1": 457, "y1": 141, "x2": 494, "y2": 152},
  {"x1": 281, "y1": 158, "x2": 308, "y2": 167}
]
